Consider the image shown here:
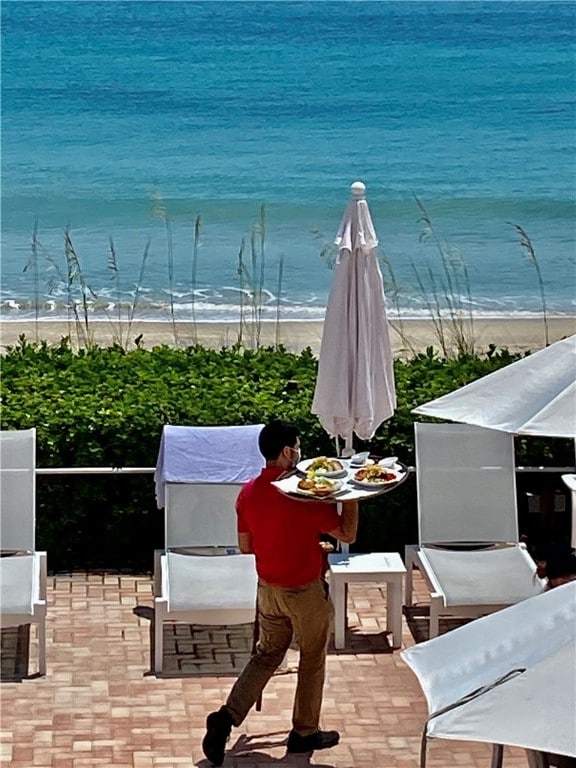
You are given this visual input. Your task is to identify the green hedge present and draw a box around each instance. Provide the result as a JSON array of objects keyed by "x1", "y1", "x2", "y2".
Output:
[{"x1": 1, "y1": 337, "x2": 571, "y2": 571}]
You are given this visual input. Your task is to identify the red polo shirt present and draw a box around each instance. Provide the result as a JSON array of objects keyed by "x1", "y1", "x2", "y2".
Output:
[{"x1": 236, "y1": 467, "x2": 342, "y2": 588}]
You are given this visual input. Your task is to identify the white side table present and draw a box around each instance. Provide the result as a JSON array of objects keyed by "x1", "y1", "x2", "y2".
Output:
[{"x1": 328, "y1": 552, "x2": 407, "y2": 650}]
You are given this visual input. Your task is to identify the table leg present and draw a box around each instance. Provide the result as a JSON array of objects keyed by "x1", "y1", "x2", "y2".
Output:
[{"x1": 331, "y1": 577, "x2": 346, "y2": 650}]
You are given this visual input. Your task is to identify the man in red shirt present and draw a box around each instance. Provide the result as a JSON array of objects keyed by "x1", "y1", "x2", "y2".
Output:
[{"x1": 202, "y1": 420, "x2": 359, "y2": 766}]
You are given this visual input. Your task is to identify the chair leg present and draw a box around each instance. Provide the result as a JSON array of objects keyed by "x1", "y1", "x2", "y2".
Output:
[
  {"x1": 154, "y1": 608, "x2": 164, "y2": 673},
  {"x1": 37, "y1": 618, "x2": 46, "y2": 676},
  {"x1": 404, "y1": 546, "x2": 415, "y2": 607},
  {"x1": 388, "y1": 581, "x2": 403, "y2": 649},
  {"x1": 491, "y1": 744, "x2": 504, "y2": 768},
  {"x1": 429, "y1": 593, "x2": 441, "y2": 639},
  {"x1": 153, "y1": 551, "x2": 163, "y2": 598},
  {"x1": 38, "y1": 552, "x2": 48, "y2": 676}
]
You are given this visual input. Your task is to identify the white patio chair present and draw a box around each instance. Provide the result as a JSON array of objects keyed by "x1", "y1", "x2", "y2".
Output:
[
  {"x1": 405, "y1": 423, "x2": 546, "y2": 638},
  {"x1": 0, "y1": 428, "x2": 47, "y2": 676},
  {"x1": 153, "y1": 482, "x2": 257, "y2": 673}
]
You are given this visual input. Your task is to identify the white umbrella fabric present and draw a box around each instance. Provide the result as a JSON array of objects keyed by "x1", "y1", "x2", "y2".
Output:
[
  {"x1": 402, "y1": 581, "x2": 576, "y2": 765},
  {"x1": 412, "y1": 334, "x2": 576, "y2": 439},
  {"x1": 311, "y1": 182, "x2": 396, "y2": 448}
]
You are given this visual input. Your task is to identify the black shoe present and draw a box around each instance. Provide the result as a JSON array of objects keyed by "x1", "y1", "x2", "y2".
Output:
[
  {"x1": 287, "y1": 729, "x2": 340, "y2": 753},
  {"x1": 202, "y1": 707, "x2": 233, "y2": 766}
]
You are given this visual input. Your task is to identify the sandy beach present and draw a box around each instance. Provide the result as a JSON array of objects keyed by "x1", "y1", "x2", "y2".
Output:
[{"x1": 1, "y1": 316, "x2": 574, "y2": 356}]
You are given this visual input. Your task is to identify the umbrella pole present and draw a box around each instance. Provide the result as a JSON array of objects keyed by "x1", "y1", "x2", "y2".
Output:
[
  {"x1": 338, "y1": 434, "x2": 354, "y2": 554},
  {"x1": 341, "y1": 434, "x2": 354, "y2": 458}
]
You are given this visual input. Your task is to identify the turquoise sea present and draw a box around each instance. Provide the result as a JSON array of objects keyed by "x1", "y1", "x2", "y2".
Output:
[{"x1": 2, "y1": 1, "x2": 575, "y2": 321}]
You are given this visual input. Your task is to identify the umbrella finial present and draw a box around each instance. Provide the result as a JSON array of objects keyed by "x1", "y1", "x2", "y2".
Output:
[{"x1": 350, "y1": 181, "x2": 366, "y2": 199}]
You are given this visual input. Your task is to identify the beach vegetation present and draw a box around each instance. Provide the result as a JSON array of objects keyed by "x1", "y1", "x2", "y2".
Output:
[
  {"x1": 106, "y1": 237, "x2": 124, "y2": 347},
  {"x1": 150, "y1": 190, "x2": 178, "y2": 344},
  {"x1": 411, "y1": 195, "x2": 476, "y2": 357},
  {"x1": 19, "y1": 196, "x2": 555, "y2": 360},
  {"x1": 64, "y1": 227, "x2": 98, "y2": 349},
  {"x1": 23, "y1": 218, "x2": 41, "y2": 344},
  {"x1": 127, "y1": 238, "x2": 152, "y2": 342},
  {"x1": 378, "y1": 251, "x2": 417, "y2": 357},
  {"x1": 509, "y1": 222, "x2": 549, "y2": 347},
  {"x1": 1, "y1": 338, "x2": 572, "y2": 571},
  {"x1": 237, "y1": 203, "x2": 268, "y2": 348},
  {"x1": 190, "y1": 213, "x2": 202, "y2": 343}
]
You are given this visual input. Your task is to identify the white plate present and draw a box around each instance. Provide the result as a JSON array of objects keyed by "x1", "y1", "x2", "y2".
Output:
[
  {"x1": 351, "y1": 468, "x2": 400, "y2": 489},
  {"x1": 297, "y1": 457, "x2": 347, "y2": 478},
  {"x1": 292, "y1": 479, "x2": 343, "y2": 498}
]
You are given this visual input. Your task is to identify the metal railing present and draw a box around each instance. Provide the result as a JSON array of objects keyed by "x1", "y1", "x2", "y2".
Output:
[
  {"x1": 36, "y1": 467, "x2": 155, "y2": 475},
  {"x1": 34, "y1": 466, "x2": 575, "y2": 476}
]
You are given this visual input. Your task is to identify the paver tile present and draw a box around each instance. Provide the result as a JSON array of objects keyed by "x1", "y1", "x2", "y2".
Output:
[{"x1": 0, "y1": 570, "x2": 531, "y2": 767}]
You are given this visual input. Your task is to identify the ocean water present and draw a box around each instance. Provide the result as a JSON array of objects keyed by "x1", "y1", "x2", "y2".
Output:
[{"x1": 2, "y1": 0, "x2": 575, "y2": 322}]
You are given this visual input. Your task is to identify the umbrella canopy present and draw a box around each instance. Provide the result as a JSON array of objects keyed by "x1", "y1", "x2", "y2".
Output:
[
  {"x1": 413, "y1": 334, "x2": 576, "y2": 438},
  {"x1": 311, "y1": 182, "x2": 396, "y2": 444},
  {"x1": 402, "y1": 581, "x2": 576, "y2": 760}
]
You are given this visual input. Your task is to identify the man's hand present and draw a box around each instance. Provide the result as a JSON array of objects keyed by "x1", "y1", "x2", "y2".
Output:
[{"x1": 238, "y1": 531, "x2": 254, "y2": 554}]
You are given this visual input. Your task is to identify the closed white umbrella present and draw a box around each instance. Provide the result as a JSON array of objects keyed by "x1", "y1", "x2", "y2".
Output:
[{"x1": 311, "y1": 181, "x2": 396, "y2": 449}]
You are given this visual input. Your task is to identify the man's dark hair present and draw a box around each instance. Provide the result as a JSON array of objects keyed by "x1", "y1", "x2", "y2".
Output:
[{"x1": 258, "y1": 420, "x2": 299, "y2": 461}]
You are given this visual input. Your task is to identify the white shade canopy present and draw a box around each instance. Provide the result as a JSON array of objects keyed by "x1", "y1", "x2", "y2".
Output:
[
  {"x1": 413, "y1": 334, "x2": 576, "y2": 438},
  {"x1": 402, "y1": 581, "x2": 576, "y2": 758},
  {"x1": 311, "y1": 182, "x2": 396, "y2": 442}
]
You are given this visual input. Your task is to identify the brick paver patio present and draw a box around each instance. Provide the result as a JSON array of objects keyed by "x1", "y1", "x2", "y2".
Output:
[{"x1": 0, "y1": 571, "x2": 530, "y2": 768}]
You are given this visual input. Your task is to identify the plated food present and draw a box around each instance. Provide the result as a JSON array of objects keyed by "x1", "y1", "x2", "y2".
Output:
[
  {"x1": 296, "y1": 476, "x2": 341, "y2": 497},
  {"x1": 272, "y1": 458, "x2": 406, "y2": 502},
  {"x1": 297, "y1": 456, "x2": 346, "y2": 478},
  {"x1": 352, "y1": 465, "x2": 399, "y2": 487},
  {"x1": 308, "y1": 456, "x2": 343, "y2": 473}
]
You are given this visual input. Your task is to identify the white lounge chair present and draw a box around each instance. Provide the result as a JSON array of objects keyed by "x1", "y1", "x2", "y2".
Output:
[
  {"x1": 0, "y1": 428, "x2": 47, "y2": 676},
  {"x1": 153, "y1": 481, "x2": 258, "y2": 674},
  {"x1": 560, "y1": 473, "x2": 576, "y2": 548},
  {"x1": 405, "y1": 423, "x2": 545, "y2": 638}
]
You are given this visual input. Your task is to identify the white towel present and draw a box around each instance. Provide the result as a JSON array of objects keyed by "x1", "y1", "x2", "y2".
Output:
[{"x1": 154, "y1": 424, "x2": 264, "y2": 508}]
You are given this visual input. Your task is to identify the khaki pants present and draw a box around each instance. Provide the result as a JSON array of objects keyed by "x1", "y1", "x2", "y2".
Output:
[{"x1": 226, "y1": 578, "x2": 334, "y2": 736}]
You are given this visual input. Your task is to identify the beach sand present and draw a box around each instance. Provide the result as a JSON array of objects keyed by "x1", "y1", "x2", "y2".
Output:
[{"x1": 1, "y1": 316, "x2": 574, "y2": 356}]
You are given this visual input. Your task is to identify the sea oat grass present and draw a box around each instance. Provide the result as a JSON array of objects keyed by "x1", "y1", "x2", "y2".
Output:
[
  {"x1": 190, "y1": 214, "x2": 202, "y2": 344},
  {"x1": 509, "y1": 222, "x2": 549, "y2": 347},
  {"x1": 23, "y1": 218, "x2": 41, "y2": 343},
  {"x1": 413, "y1": 195, "x2": 475, "y2": 357},
  {"x1": 16, "y1": 200, "x2": 553, "y2": 358},
  {"x1": 64, "y1": 227, "x2": 97, "y2": 349}
]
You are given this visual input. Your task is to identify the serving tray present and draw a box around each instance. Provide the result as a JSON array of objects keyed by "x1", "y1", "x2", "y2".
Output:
[{"x1": 272, "y1": 459, "x2": 409, "y2": 503}]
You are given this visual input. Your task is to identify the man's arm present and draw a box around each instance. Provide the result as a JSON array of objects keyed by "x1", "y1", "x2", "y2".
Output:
[
  {"x1": 238, "y1": 531, "x2": 253, "y2": 554},
  {"x1": 326, "y1": 501, "x2": 359, "y2": 544}
]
